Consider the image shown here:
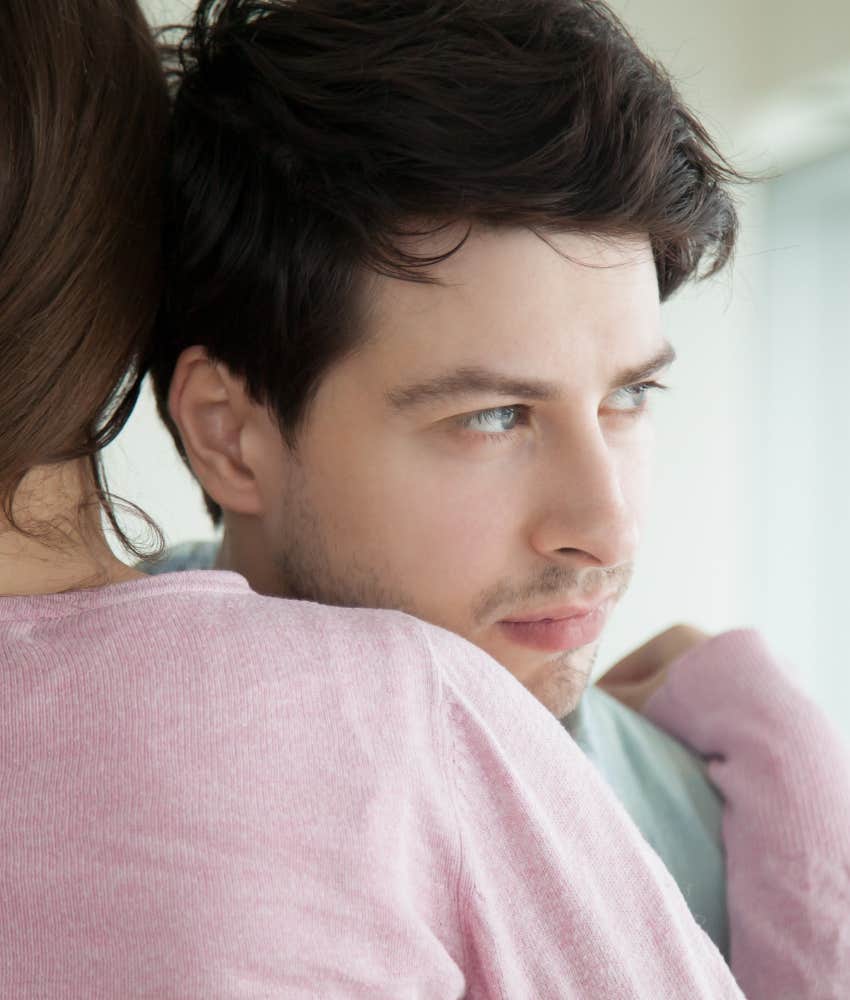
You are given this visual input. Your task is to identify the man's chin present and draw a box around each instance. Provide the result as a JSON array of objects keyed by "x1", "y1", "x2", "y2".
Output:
[
  {"x1": 532, "y1": 652, "x2": 594, "y2": 719},
  {"x1": 490, "y1": 642, "x2": 598, "y2": 719}
]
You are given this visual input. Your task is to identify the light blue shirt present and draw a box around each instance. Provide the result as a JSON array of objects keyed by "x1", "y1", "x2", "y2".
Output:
[
  {"x1": 144, "y1": 542, "x2": 729, "y2": 959},
  {"x1": 562, "y1": 686, "x2": 727, "y2": 956}
]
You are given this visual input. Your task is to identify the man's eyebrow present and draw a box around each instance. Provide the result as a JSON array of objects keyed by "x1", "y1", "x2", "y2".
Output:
[
  {"x1": 385, "y1": 367, "x2": 562, "y2": 410},
  {"x1": 385, "y1": 341, "x2": 677, "y2": 412},
  {"x1": 610, "y1": 341, "x2": 676, "y2": 389}
]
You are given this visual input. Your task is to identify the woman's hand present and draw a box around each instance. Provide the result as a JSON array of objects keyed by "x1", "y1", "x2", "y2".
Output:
[{"x1": 597, "y1": 624, "x2": 710, "y2": 712}]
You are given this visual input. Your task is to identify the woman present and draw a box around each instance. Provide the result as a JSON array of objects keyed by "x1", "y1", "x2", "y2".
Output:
[
  {"x1": 0, "y1": 0, "x2": 166, "y2": 596},
  {"x1": 0, "y1": 2, "x2": 846, "y2": 997}
]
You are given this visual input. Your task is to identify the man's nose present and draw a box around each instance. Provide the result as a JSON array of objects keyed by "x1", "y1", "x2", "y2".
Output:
[{"x1": 527, "y1": 424, "x2": 640, "y2": 570}]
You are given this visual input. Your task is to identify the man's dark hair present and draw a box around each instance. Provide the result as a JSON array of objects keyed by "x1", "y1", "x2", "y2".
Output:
[{"x1": 151, "y1": 0, "x2": 741, "y2": 523}]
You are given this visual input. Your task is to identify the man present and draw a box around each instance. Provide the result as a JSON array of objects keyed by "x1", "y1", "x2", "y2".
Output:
[{"x1": 149, "y1": 0, "x2": 740, "y2": 955}]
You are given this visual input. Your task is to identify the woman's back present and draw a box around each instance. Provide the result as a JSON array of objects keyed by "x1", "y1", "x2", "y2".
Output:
[
  {"x1": 1, "y1": 571, "x2": 461, "y2": 993},
  {"x1": 1, "y1": 570, "x2": 744, "y2": 998}
]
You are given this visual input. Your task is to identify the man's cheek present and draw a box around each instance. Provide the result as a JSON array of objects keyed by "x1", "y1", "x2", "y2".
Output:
[
  {"x1": 621, "y1": 437, "x2": 655, "y2": 532},
  {"x1": 414, "y1": 496, "x2": 507, "y2": 568}
]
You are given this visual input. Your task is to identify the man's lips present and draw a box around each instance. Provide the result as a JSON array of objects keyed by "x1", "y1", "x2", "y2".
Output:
[{"x1": 497, "y1": 598, "x2": 615, "y2": 652}]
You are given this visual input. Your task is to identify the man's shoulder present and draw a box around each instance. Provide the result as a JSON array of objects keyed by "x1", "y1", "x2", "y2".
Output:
[{"x1": 139, "y1": 539, "x2": 219, "y2": 575}]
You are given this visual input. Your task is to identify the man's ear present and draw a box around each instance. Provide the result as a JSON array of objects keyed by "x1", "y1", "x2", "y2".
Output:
[{"x1": 168, "y1": 346, "x2": 269, "y2": 517}]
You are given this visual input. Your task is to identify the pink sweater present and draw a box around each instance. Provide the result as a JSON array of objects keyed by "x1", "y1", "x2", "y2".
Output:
[
  {"x1": 645, "y1": 630, "x2": 850, "y2": 998},
  {"x1": 0, "y1": 571, "x2": 846, "y2": 998}
]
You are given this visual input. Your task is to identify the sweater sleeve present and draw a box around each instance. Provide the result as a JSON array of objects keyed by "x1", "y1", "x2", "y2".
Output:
[
  {"x1": 643, "y1": 629, "x2": 850, "y2": 1000},
  {"x1": 422, "y1": 623, "x2": 746, "y2": 1000}
]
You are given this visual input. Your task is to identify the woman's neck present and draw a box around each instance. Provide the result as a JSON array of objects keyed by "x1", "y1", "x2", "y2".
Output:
[{"x1": 0, "y1": 460, "x2": 144, "y2": 597}]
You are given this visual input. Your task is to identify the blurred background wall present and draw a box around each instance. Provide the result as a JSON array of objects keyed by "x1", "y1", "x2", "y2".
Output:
[{"x1": 110, "y1": 0, "x2": 850, "y2": 731}]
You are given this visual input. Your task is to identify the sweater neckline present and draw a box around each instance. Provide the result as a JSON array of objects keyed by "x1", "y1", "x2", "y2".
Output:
[{"x1": 0, "y1": 569, "x2": 250, "y2": 621}]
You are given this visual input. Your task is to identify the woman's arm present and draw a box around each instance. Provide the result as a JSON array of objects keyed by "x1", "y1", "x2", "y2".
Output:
[{"x1": 606, "y1": 628, "x2": 850, "y2": 999}]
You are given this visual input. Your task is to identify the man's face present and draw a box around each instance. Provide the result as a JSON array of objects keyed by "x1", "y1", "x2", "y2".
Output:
[{"x1": 247, "y1": 228, "x2": 667, "y2": 718}]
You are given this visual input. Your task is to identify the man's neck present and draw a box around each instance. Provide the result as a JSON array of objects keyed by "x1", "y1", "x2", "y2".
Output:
[
  {"x1": 215, "y1": 520, "x2": 285, "y2": 597},
  {"x1": 0, "y1": 460, "x2": 143, "y2": 597}
]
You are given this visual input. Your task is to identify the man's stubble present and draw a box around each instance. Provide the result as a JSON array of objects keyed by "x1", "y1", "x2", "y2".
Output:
[{"x1": 270, "y1": 472, "x2": 628, "y2": 719}]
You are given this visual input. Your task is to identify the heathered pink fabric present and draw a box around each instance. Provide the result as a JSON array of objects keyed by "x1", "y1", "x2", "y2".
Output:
[
  {"x1": 644, "y1": 629, "x2": 850, "y2": 1000},
  {"x1": 0, "y1": 572, "x2": 839, "y2": 997}
]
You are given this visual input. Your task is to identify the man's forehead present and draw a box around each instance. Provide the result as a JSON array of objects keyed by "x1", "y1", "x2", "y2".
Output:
[
  {"x1": 353, "y1": 228, "x2": 661, "y2": 391},
  {"x1": 363, "y1": 227, "x2": 658, "y2": 329}
]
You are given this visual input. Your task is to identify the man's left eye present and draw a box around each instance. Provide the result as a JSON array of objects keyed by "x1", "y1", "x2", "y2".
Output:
[
  {"x1": 607, "y1": 381, "x2": 668, "y2": 411},
  {"x1": 458, "y1": 406, "x2": 522, "y2": 434}
]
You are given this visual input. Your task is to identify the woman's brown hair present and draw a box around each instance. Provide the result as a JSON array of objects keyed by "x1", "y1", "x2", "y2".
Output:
[{"x1": 0, "y1": 0, "x2": 168, "y2": 550}]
